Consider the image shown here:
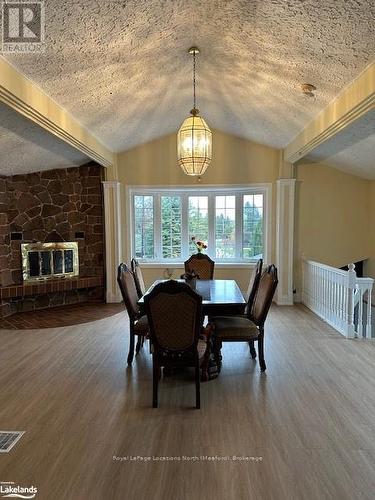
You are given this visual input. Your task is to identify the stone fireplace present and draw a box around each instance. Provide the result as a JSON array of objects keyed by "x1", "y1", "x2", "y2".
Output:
[{"x1": 0, "y1": 163, "x2": 105, "y2": 318}]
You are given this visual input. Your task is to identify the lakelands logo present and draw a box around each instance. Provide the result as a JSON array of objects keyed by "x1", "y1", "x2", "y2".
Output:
[
  {"x1": 0, "y1": 482, "x2": 37, "y2": 499},
  {"x1": 1, "y1": 1, "x2": 45, "y2": 52}
]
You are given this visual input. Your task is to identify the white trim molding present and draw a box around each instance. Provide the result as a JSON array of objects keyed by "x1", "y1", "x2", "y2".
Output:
[
  {"x1": 275, "y1": 179, "x2": 296, "y2": 305},
  {"x1": 0, "y1": 57, "x2": 114, "y2": 167},
  {"x1": 103, "y1": 181, "x2": 123, "y2": 303},
  {"x1": 284, "y1": 62, "x2": 375, "y2": 163}
]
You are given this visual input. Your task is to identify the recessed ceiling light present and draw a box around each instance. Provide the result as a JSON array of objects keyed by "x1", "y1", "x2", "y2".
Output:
[{"x1": 301, "y1": 83, "x2": 317, "y2": 98}]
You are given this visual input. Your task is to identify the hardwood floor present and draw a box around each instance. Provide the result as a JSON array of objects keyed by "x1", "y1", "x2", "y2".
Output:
[
  {"x1": 0, "y1": 304, "x2": 375, "y2": 499},
  {"x1": 0, "y1": 302, "x2": 124, "y2": 329}
]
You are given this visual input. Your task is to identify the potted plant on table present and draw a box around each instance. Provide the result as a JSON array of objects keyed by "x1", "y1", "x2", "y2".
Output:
[{"x1": 191, "y1": 236, "x2": 207, "y2": 254}]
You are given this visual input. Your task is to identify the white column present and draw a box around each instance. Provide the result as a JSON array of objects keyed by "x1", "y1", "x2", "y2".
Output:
[
  {"x1": 275, "y1": 178, "x2": 296, "y2": 305},
  {"x1": 102, "y1": 181, "x2": 123, "y2": 303}
]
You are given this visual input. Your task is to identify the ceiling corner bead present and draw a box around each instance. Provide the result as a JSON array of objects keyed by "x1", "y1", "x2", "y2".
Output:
[
  {"x1": 177, "y1": 47, "x2": 212, "y2": 176},
  {"x1": 284, "y1": 62, "x2": 375, "y2": 163}
]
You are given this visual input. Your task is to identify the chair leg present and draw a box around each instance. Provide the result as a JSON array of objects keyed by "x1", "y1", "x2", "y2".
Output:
[
  {"x1": 153, "y1": 357, "x2": 159, "y2": 408},
  {"x1": 195, "y1": 358, "x2": 201, "y2": 409},
  {"x1": 127, "y1": 326, "x2": 135, "y2": 365},
  {"x1": 135, "y1": 336, "x2": 142, "y2": 355},
  {"x1": 200, "y1": 337, "x2": 211, "y2": 382},
  {"x1": 213, "y1": 338, "x2": 222, "y2": 372},
  {"x1": 258, "y1": 332, "x2": 266, "y2": 372},
  {"x1": 249, "y1": 340, "x2": 257, "y2": 359}
]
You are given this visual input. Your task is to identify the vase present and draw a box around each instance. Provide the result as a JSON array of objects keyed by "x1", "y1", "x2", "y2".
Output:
[{"x1": 187, "y1": 277, "x2": 196, "y2": 290}]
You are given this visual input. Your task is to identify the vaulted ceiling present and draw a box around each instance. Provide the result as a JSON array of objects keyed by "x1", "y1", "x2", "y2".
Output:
[{"x1": 2, "y1": 0, "x2": 375, "y2": 155}]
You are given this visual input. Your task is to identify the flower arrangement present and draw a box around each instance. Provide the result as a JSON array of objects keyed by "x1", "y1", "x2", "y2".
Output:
[{"x1": 191, "y1": 236, "x2": 207, "y2": 253}]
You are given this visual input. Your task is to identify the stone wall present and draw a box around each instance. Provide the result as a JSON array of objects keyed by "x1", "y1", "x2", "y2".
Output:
[
  {"x1": 0, "y1": 163, "x2": 105, "y2": 315},
  {"x1": 0, "y1": 163, "x2": 104, "y2": 287}
]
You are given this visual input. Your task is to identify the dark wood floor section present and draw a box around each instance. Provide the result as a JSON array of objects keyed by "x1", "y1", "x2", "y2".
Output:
[{"x1": 0, "y1": 302, "x2": 124, "y2": 329}]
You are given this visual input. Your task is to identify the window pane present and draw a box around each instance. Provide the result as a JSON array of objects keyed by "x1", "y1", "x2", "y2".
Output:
[
  {"x1": 134, "y1": 195, "x2": 154, "y2": 258},
  {"x1": 215, "y1": 196, "x2": 236, "y2": 258},
  {"x1": 161, "y1": 196, "x2": 182, "y2": 258},
  {"x1": 188, "y1": 196, "x2": 208, "y2": 254},
  {"x1": 243, "y1": 194, "x2": 263, "y2": 259}
]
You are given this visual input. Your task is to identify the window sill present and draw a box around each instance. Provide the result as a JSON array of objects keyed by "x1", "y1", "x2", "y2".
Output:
[{"x1": 138, "y1": 262, "x2": 257, "y2": 269}]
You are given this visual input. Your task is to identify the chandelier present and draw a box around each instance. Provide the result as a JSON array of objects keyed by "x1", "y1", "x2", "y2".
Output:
[{"x1": 177, "y1": 47, "x2": 212, "y2": 176}]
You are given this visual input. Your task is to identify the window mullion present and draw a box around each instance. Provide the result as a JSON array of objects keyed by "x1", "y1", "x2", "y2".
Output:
[
  {"x1": 154, "y1": 194, "x2": 161, "y2": 260},
  {"x1": 208, "y1": 193, "x2": 215, "y2": 259},
  {"x1": 181, "y1": 194, "x2": 189, "y2": 260},
  {"x1": 235, "y1": 194, "x2": 243, "y2": 260}
]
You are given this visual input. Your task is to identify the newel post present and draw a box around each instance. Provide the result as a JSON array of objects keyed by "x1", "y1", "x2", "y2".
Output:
[{"x1": 345, "y1": 263, "x2": 356, "y2": 338}]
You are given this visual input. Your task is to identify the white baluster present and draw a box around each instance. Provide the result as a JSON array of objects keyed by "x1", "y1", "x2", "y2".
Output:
[
  {"x1": 346, "y1": 263, "x2": 356, "y2": 339},
  {"x1": 357, "y1": 286, "x2": 363, "y2": 338},
  {"x1": 366, "y1": 286, "x2": 373, "y2": 339}
]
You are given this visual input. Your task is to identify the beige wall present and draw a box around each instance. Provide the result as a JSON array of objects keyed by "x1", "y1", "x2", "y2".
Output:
[
  {"x1": 294, "y1": 162, "x2": 373, "y2": 295},
  {"x1": 116, "y1": 129, "x2": 280, "y2": 291},
  {"x1": 117, "y1": 128, "x2": 279, "y2": 185}
]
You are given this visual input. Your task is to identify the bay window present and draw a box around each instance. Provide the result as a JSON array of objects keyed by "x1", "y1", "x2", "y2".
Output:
[{"x1": 129, "y1": 186, "x2": 271, "y2": 264}]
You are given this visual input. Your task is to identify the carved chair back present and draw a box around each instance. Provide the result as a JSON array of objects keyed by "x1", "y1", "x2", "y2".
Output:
[
  {"x1": 144, "y1": 280, "x2": 203, "y2": 354},
  {"x1": 131, "y1": 258, "x2": 146, "y2": 298},
  {"x1": 245, "y1": 258, "x2": 263, "y2": 316},
  {"x1": 248, "y1": 265, "x2": 278, "y2": 327},
  {"x1": 184, "y1": 253, "x2": 215, "y2": 280},
  {"x1": 117, "y1": 263, "x2": 141, "y2": 321}
]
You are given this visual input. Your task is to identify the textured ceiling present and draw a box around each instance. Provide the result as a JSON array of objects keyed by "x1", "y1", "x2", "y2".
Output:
[
  {"x1": 306, "y1": 109, "x2": 375, "y2": 180},
  {"x1": 0, "y1": 103, "x2": 90, "y2": 176},
  {"x1": 2, "y1": 0, "x2": 375, "y2": 153}
]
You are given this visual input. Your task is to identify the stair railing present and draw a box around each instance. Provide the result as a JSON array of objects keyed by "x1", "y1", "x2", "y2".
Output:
[{"x1": 302, "y1": 257, "x2": 373, "y2": 338}]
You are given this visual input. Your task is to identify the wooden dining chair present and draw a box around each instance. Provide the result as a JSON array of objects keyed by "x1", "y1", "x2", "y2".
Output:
[
  {"x1": 184, "y1": 253, "x2": 215, "y2": 279},
  {"x1": 117, "y1": 263, "x2": 149, "y2": 365},
  {"x1": 211, "y1": 265, "x2": 278, "y2": 372},
  {"x1": 244, "y1": 258, "x2": 263, "y2": 314},
  {"x1": 131, "y1": 258, "x2": 146, "y2": 299},
  {"x1": 144, "y1": 280, "x2": 209, "y2": 409}
]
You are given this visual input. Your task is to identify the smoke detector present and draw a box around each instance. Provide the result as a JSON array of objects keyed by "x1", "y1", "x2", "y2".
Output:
[{"x1": 301, "y1": 83, "x2": 316, "y2": 98}]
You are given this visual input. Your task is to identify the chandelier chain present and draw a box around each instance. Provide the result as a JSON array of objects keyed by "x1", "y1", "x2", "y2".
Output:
[{"x1": 193, "y1": 50, "x2": 196, "y2": 110}]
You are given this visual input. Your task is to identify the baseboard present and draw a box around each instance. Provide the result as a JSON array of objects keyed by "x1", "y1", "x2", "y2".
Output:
[
  {"x1": 275, "y1": 296, "x2": 294, "y2": 306},
  {"x1": 106, "y1": 291, "x2": 122, "y2": 303}
]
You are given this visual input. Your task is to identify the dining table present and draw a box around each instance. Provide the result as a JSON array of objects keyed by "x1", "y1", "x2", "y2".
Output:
[
  {"x1": 138, "y1": 279, "x2": 246, "y2": 380},
  {"x1": 138, "y1": 279, "x2": 246, "y2": 317}
]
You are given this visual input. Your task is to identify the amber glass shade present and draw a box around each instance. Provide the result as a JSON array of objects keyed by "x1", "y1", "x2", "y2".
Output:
[{"x1": 177, "y1": 114, "x2": 212, "y2": 176}]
